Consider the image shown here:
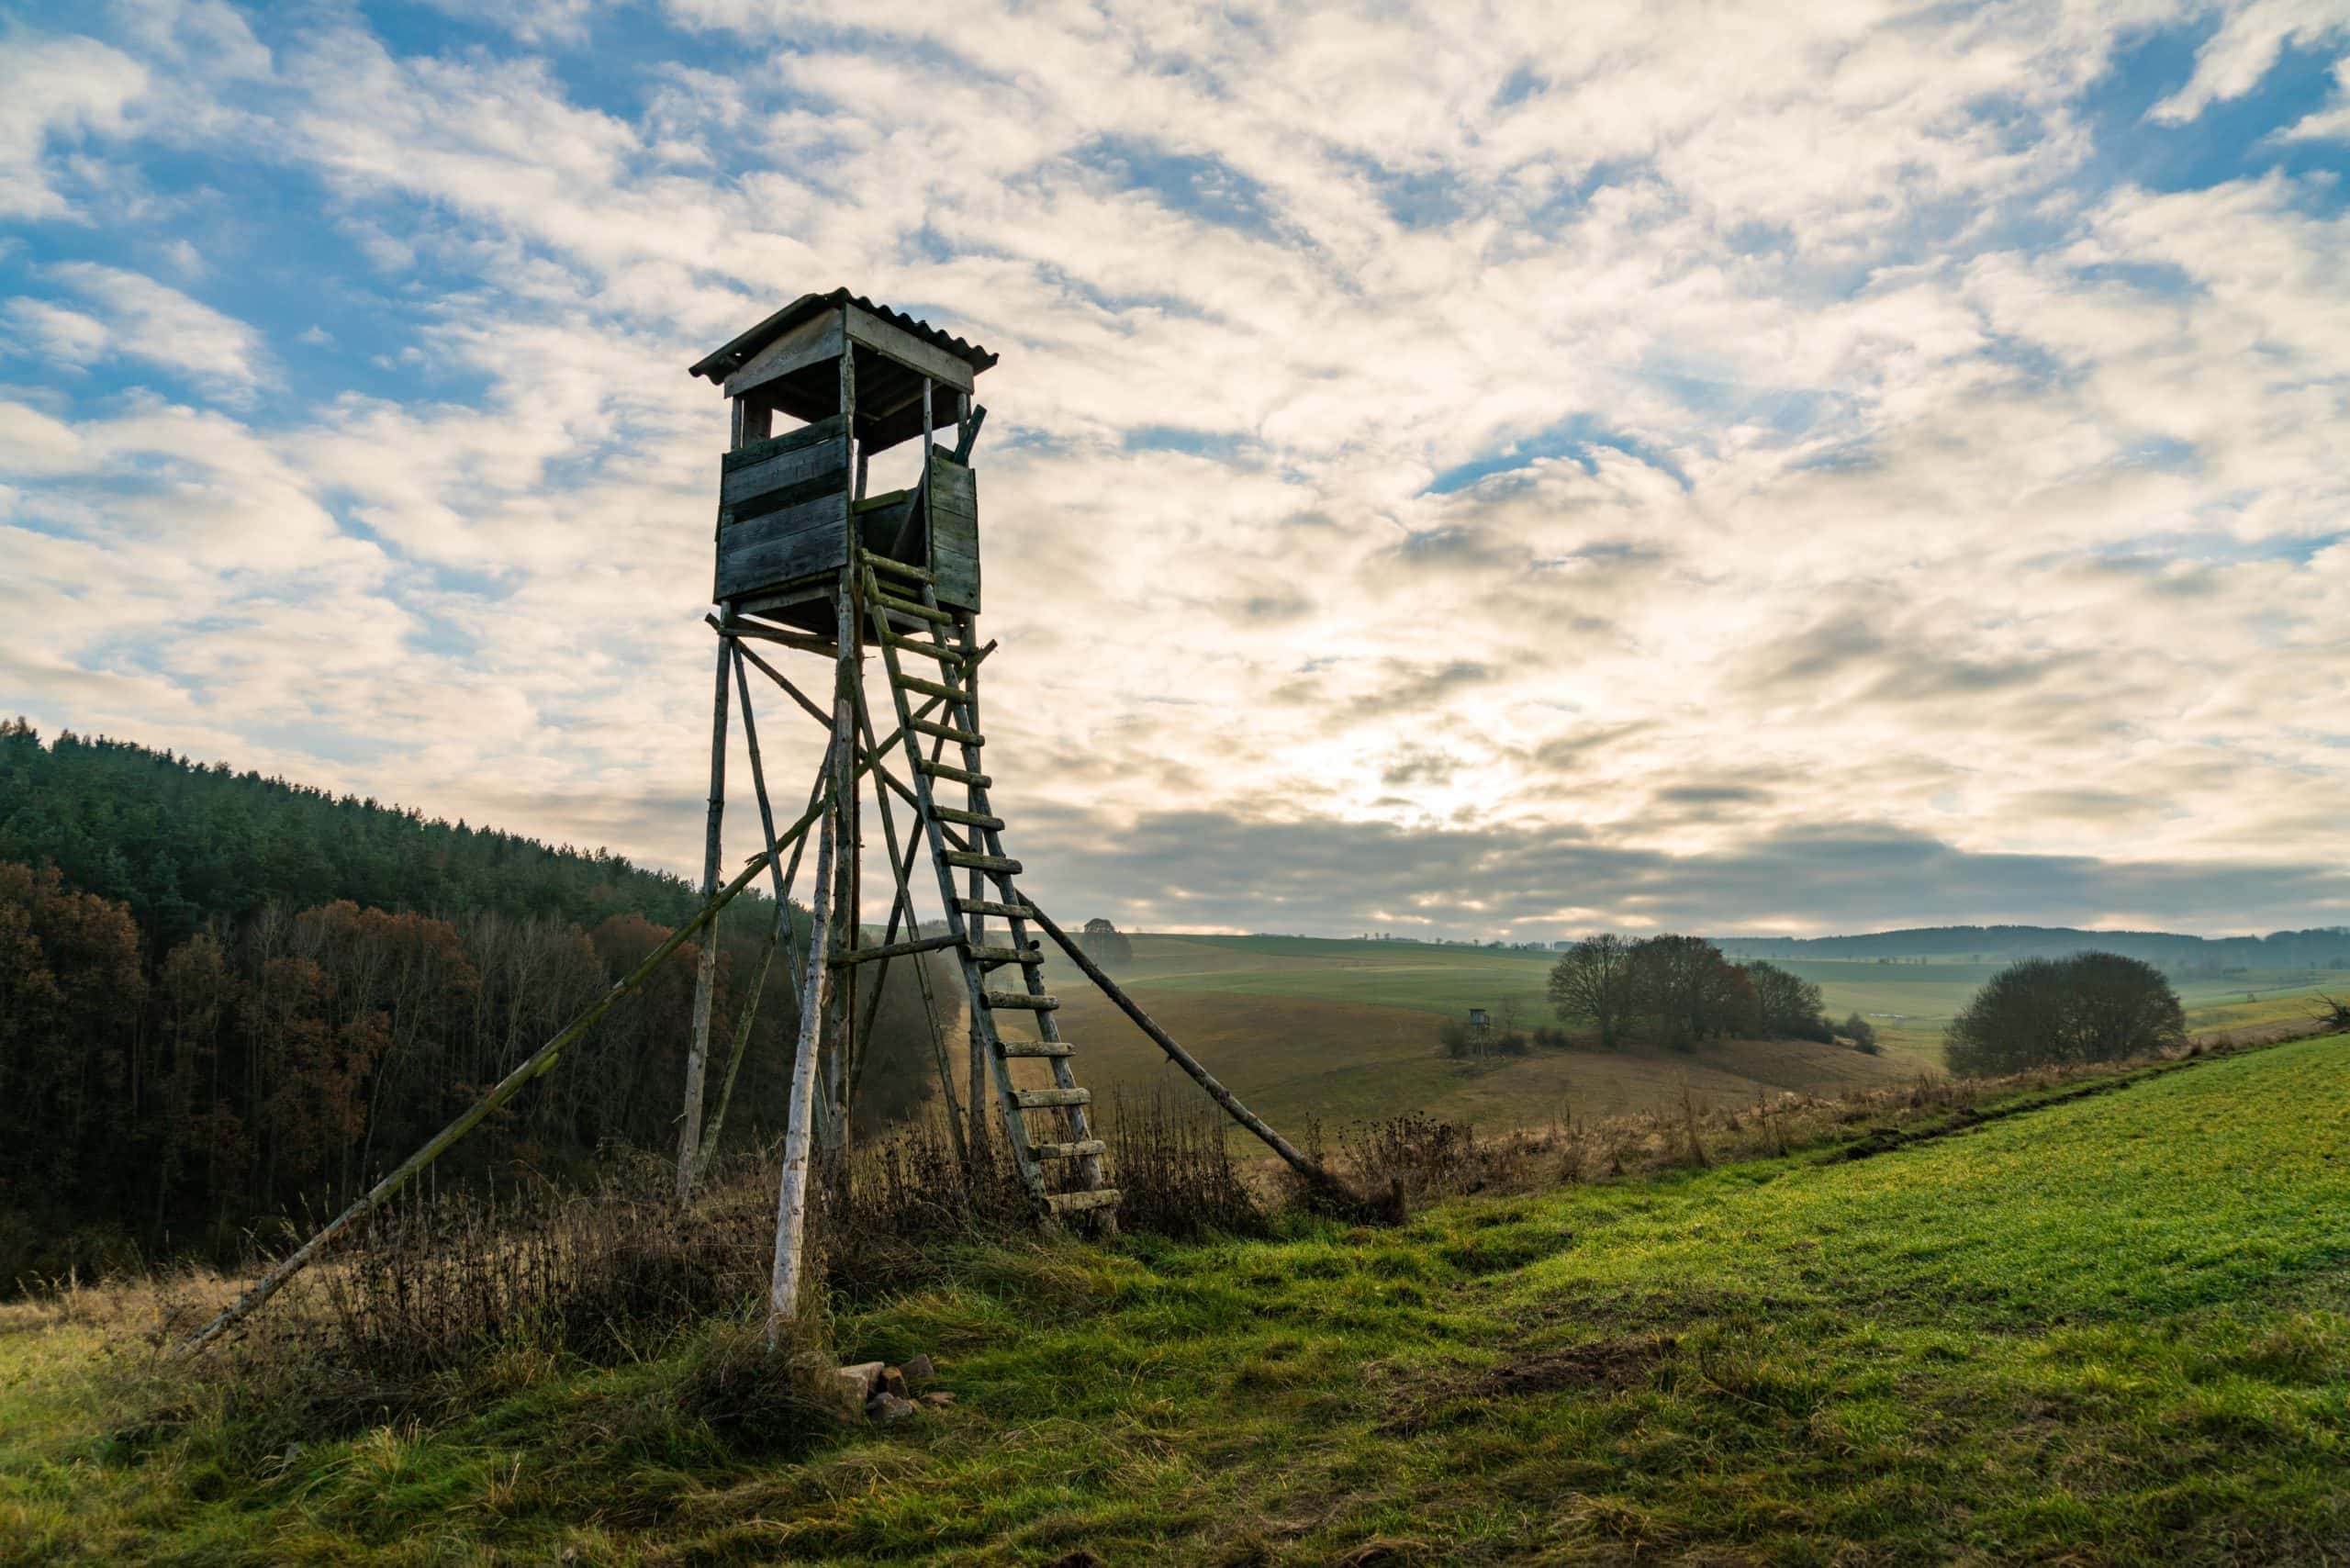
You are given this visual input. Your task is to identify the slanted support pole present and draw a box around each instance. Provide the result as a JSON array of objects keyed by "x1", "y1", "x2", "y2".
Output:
[
  {"x1": 178, "y1": 689, "x2": 957, "y2": 1355},
  {"x1": 180, "y1": 797, "x2": 823, "y2": 1356},
  {"x1": 677, "y1": 637, "x2": 731, "y2": 1201},
  {"x1": 1018, "y1": 897, "x2": 1362, "y2": 1213}
]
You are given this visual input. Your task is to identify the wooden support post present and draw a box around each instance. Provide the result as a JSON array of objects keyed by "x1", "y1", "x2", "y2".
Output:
[
  {"x1": 693, "y1": 651, "x2": 829, "y2": 1182},
  {"x1": 719, "y1": 615, "x2": 841, "y2": 733},
  {"x1": 677, "y1": 636, "x2": 731, "y2": 1202},
  {"x1": 767, "y1": 784, "x2": 836, "y2": 1342},
  {"x1": 818, "y1": 342, "x2": 857, "y2": 1163},
  {"x1": 711, "y1": 614, "x2": 844, "y2": 691},
  {"x1": 1017, "y1": 898, "x2": 1363, "y2": 1214}
]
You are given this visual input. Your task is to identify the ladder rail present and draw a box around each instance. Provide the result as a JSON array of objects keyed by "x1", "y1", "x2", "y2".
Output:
[
  {"x1": 859, "y1": 556, "x2": 1052, "y2": 1209},
  {"x1": 916, "y1": 577, "x2": 1113, "y2": 1219}
]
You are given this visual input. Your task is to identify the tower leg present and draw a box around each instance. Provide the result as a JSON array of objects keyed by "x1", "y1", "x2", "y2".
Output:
[
  {"x1": 767, "y1": 782, "x2": 836, "y2": 1342},
  {"x1": 677, "y1": 635, "x2": 731, "y2": 1202},
  {"x1": 693, "y1": 647, "x2": 829, "y2": 1184},
  {"x1": 821, "y1": 569, "x2": 861, "y2": 1168}
]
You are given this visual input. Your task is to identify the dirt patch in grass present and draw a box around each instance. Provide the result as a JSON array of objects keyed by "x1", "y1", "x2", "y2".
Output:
[{"x1": 1378, "y1": 1334, "x2": 1676, "y2": 1434}]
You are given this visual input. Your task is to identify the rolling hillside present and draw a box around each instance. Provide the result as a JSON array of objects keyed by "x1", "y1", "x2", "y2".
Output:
[
  {"x1": 8, "y1": 1032, "x2": 2344, "y2": 1562},
  {"x1": 999, "y1": 933, "x2": 2350, "y2": 1133}
]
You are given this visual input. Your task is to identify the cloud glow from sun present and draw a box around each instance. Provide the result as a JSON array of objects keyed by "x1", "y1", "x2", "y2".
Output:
[{"x1": 2, "y1": 0, "x2": 2347, "y2": 938}]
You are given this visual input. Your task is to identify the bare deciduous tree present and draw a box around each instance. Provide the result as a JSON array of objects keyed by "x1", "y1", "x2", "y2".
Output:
[{"x1": 1547, "y1": 934, "x2": 1636, "y2": 1049}]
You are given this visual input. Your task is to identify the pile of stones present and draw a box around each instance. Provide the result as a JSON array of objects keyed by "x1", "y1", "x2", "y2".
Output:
[{"x1": 829, "y1": 1353, "x2": 954, "y2": 1423}]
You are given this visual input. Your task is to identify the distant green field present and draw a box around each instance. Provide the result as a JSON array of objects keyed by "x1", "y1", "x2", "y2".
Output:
[
  {"x1": 1767, "y1": 957, "x2": 2350, "y2": 1066},
  {"x1": 1015, "y1": 936, "x2": 1911, "y2": 1139},
  {"x1": 1008, "y1": 935, "x2": 2350, "y2": 1131}
]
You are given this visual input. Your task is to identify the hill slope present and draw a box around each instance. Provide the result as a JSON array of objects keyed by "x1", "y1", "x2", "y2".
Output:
[
  {"x1": 1018, "y1": 934, "x2": 2349, "y2": 1126},
  {"x1": 1714, "y1": 922, "x2": 2350, "y2": 969},
  {"x1": 6, "y1": 1034, "x2": 2345, "y2": 1563}
]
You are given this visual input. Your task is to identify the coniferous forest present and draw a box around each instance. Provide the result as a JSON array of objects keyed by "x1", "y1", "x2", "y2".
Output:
[{"x1": 0, "y1": 720, "x2": 936, "y2": 1284}]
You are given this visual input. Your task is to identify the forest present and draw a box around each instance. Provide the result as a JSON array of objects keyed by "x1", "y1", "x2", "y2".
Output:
[{"x1": 0, "y1": 721, "x2": 936, "y2": 1286}]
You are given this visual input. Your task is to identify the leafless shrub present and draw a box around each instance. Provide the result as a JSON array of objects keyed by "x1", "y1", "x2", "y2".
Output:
[
  {"x1": 1338, "y1": 1113, "x2": 1483, "y2": 1202},
  {"x1": 1104, "y1": 1089, "x2": 1266, "y2": 1239},
  {"x1": 1677, "y1": 1081, "x2": 1712, "y2": 1170}
]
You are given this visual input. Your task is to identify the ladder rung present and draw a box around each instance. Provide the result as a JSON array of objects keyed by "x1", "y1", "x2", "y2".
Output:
[
  {"x1": 986, "y1": 990, "x2": 1058, "y2": 1011},
  {"x1": 923, "y1": 760, "x2": 990, "y2": 788},
  {"x1": 864, "y1": 556, "x2": 934, "y2": 584},
  {"x1": 958, "y1": 899, "x2": 1033, "y2": 919},
  {"x1": 1032, "y1": 1139, "x2": 1106, "y2": 1161},
  {"x1": 1046, "y1": 1188, "x2": 1121, "y2": 1214},
  {"x1": 912, "y1": 719, "x2": 983, "y2": 749},
  {"x1": 869, "y1": 592, "x2": 951, "y2": 623},
  {"x1": 898, "y1": 673, "x2": 970, "y2": 705},
  {"x1": 885, "y1": 633, "x2": 963, "y2": 666},
  {"x1": 1010, "y1": 1086, "x2": 1089, "y2": 1109},
  {"x1": 998, "y1": 1039, "x2": 1072, "y2": 1058},
  {"x1": 946, "y1": 851, "x2": 1020, "y2": 874},
  {"x1": 929, "y1": 802, "x2": 1000, "y2": 828},
  {"x1": 973, "y1": 947, "x2": 1044, "y2": 968}
]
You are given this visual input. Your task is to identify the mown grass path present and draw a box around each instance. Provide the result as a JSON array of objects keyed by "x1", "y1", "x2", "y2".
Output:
[{"x1": 5, "y1": 1036, "x2": 2346, "y2": 1564}]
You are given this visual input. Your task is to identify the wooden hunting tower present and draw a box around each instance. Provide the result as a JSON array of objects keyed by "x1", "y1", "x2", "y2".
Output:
[
  {"x1": 178, "y1": 286, "x2": 1357, "y2": 1356},
  {"x1": 689, "y1": 289, "x2": 993, "y2": 637}
]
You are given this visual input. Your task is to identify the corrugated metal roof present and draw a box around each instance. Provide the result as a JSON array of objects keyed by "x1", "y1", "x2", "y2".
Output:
[{"x1": 688, "y1": 288, "x2": 998, "y2": 382}]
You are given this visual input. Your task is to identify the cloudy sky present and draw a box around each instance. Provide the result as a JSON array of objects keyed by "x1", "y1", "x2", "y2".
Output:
[{"x1": 3, "y1": 0, "x2": 2348, "y2": 940}]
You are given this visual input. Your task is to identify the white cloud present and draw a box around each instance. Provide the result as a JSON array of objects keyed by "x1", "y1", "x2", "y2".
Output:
[
  {"x1": 0, "y1": 30, "x2": 147, "y2": 219},
  {"x1": 4, "y1": 299, "x2": 112, "y2": 364},
  {"x1": 2277, "y1": 53, "x2": 2350, "y2": 138},
  {"x1": 2148, "y1": 0, "x2": 2350, "y2": 123},
  {"x1": 418, "y1": 0, "x2": 605, "y2": 44},
  {"x1": 23, "y1": 262, "x2": 271, "y2": 399}
]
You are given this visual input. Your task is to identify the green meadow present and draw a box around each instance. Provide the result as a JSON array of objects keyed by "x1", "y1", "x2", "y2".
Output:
[
  {"x1": 1017, "y1": 934, "x2": 2350, "y2": 1129},
  {"x1": 6, "y1": 1033, "x2": 2344, "y2": 1563}
]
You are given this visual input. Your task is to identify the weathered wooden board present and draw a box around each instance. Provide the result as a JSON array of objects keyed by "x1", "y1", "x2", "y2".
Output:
[
  {"x1": 723, "y1": 415, "x2": 847, "y2": 472},
  {"x1": 715, "y1": 491, "x2": 848, "y2": 601},
  {"x1": 934, "y1": 550, "x2": 979, "y2": 613},
  {"x1": 726, "y1": 311, "x2": 845, "y2": 400},
  {"x1": 845, "y1": 305, "x2": 975, "y2": 395},
  {"x1": 930, "y1": 452, "x2": 979, "y2": 611},
  {"x1": 722, "y1": 429, "x2": 850, "y2": 508},
  {"x1": 726, "y1": 465, "x2": 848, "y2": 529}
]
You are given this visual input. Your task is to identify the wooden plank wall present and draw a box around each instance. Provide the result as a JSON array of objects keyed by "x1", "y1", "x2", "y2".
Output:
[
  {"x1": 930, "y1": 451, "x2": 979, "y2": 611},
  {"x1": 716, "y1": 415, "x2": 851, "y2": 602}
]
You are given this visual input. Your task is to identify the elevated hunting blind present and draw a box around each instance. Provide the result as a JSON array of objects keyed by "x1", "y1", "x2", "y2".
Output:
[
  {"x1": 181, "y1": 287, "x2": 1354, "y2": 1359},
  {"x1": 690, "y1": 290, "x2": 992, "y2": 634}
]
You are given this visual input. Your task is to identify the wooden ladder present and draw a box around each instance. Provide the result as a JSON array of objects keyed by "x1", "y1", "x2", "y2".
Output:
[{"x1": 859, "y1": 549, "x2": 1120, "y2": 1231}]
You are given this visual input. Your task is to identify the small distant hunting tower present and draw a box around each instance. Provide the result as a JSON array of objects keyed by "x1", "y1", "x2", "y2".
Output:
[{"x1": 177, "y1": 287, "x2": 1357, "y2": 1356}]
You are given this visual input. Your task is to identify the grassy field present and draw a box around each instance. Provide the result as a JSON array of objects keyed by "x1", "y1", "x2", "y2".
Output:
[
  {"x1": 1008, "y1": 935, "x2": 2350, "y2": 1130},
  {"x1": 5, "y1": 1034, "x2": 2344, "y2": 1563},
  {"x1": 1007, "y1": 935, "x2": 1912, "y2": 1137}
]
